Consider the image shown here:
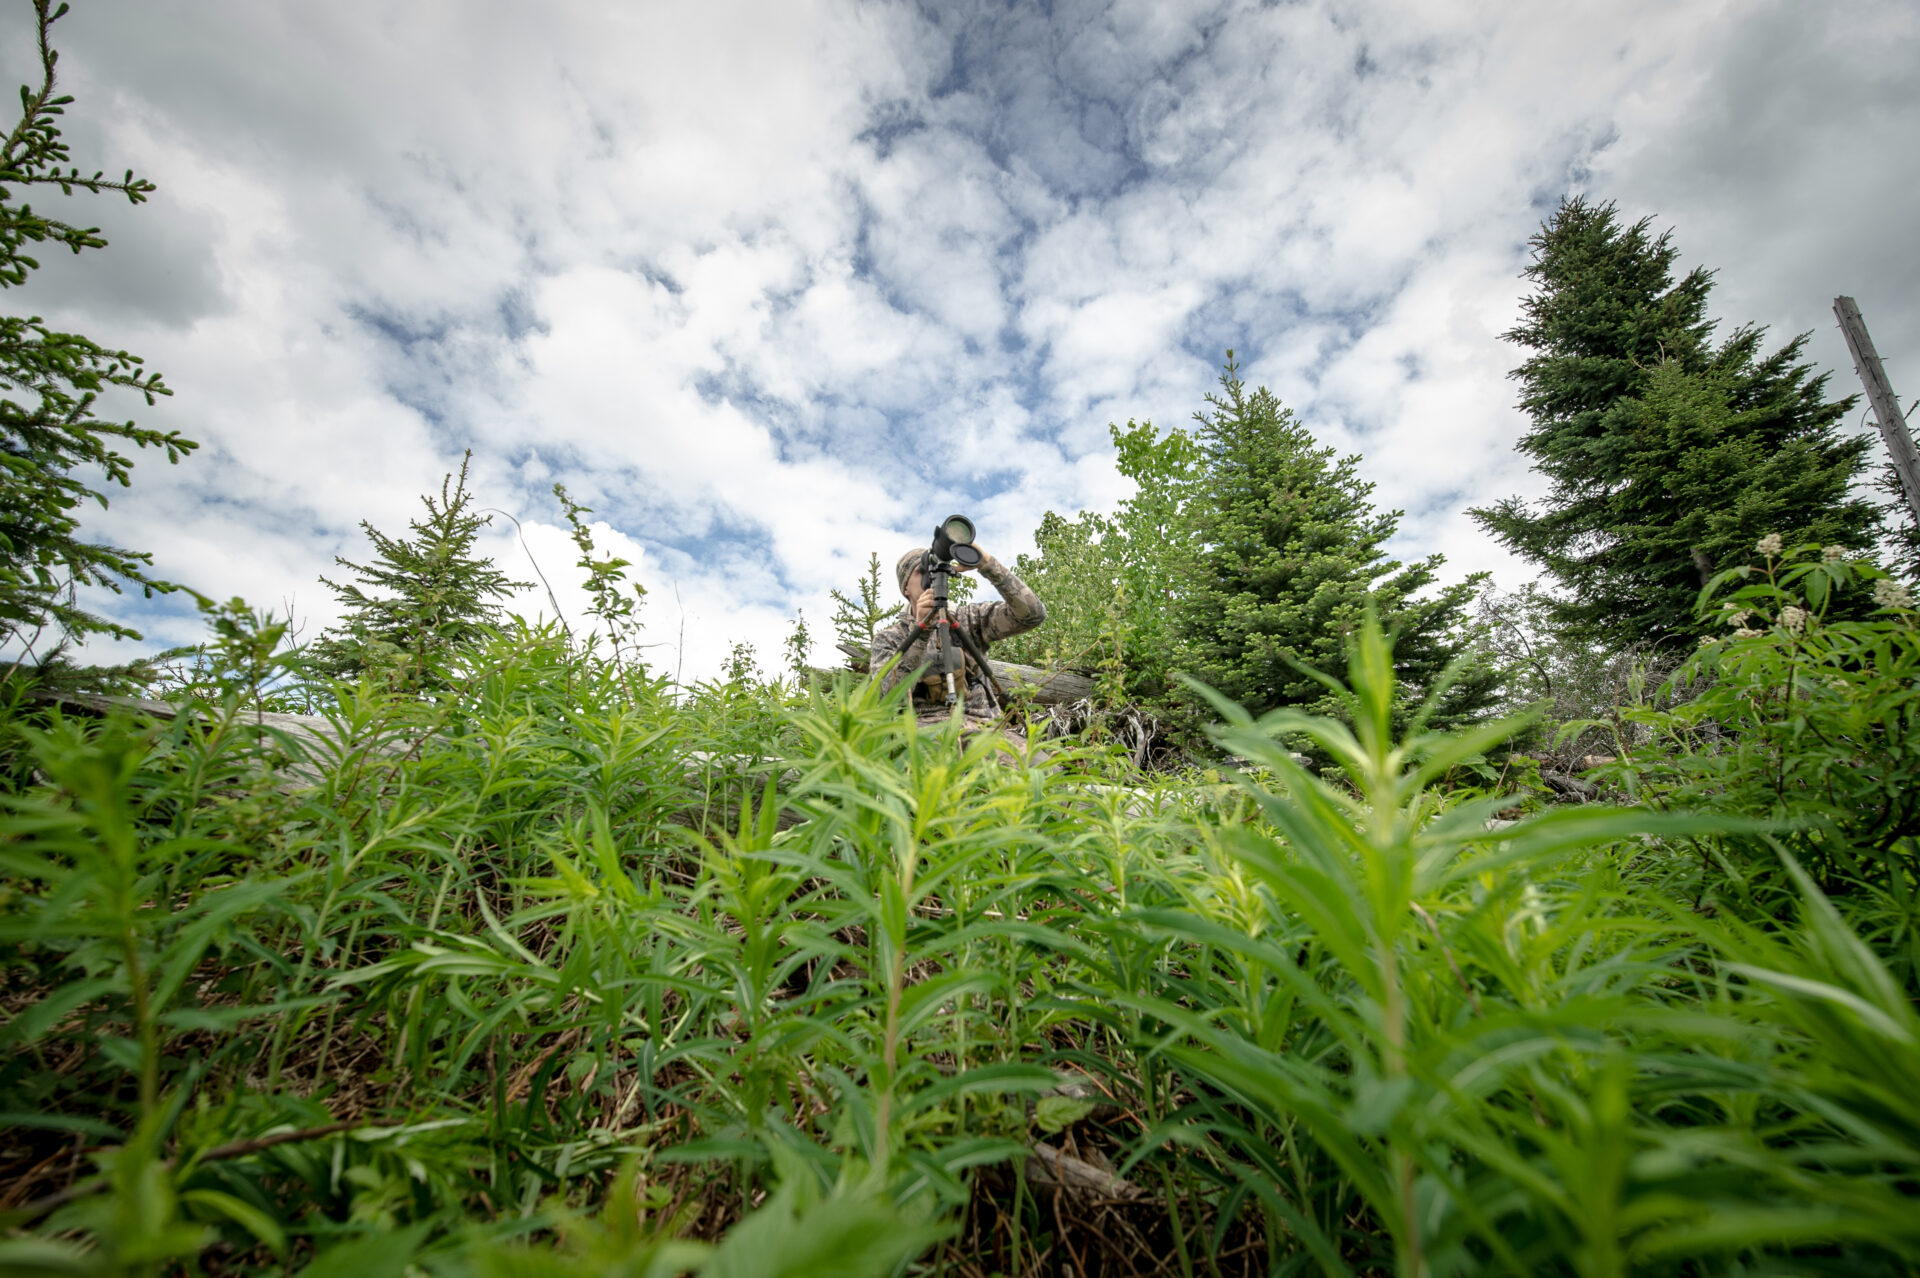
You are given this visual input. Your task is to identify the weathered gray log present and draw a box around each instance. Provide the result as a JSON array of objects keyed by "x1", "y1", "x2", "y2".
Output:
[
  {"x1": 988, "y1": 659, "x2": 1095, "y2": 705},
  {"x1": 1541, "y1": 769, "x2": 1599, "y2": 802},
  {"x1": 832, "y1": 641, "x2": 1095, "y2": 706},
  {"x1": 1025, "y1": 1142, "x2": 1144, "y2": 1200},
  {"x1": 29, "y1": 688, "x2": 369, "y2": 761}
]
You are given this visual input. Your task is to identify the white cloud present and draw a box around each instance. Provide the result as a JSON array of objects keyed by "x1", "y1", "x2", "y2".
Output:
[{"x1": 16, "y1": 0, "x2": 1915, "y2": 677}]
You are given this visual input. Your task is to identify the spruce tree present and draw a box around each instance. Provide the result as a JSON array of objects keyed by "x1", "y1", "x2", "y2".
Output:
[
  {"x1": 309, "y1": 454, "x2": 525, "y2": 685},
  {"x1": 829, "y1": 552, "x2": 889, "y2": 666},
  {"x1": 1471, "y1": 196, "x2": 1879, "y2": 644},
  {"x1": 1178, "y1": 357, "x2": 1493, "y2": 724},
  {"x1": 1, "y1": 1, "x2": 197, "y2": 650}
]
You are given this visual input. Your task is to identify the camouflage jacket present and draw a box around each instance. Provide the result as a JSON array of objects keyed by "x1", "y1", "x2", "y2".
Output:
[{"x1": 869, "y1": 553, "x2": 1046, "y2": 721}]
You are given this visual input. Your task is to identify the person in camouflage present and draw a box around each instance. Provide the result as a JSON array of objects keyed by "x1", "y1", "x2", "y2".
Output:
[{"x1": 869, "y1": 543, "x2": 1046, "y2": 725}]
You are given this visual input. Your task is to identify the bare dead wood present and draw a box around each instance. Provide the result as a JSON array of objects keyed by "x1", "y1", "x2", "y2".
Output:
[
  {"x1": 1836, "y1": 295, "x2": 1920, "y2": 527},
  {"x1": 990, "y1": 660, "x2": 1095, "y2": 706},
  {"x1": 834, "y1": 642, "x2": 1095, "y2": 706},
  {"x1": 1025, "y1": 1142, "x2": 1146, "y2": 1200},
  {"x1": 1541, "y1": 769, "x2": 1599, "y2": 802},
  {"x1": 26, "y1": 688, "x2": 402, "y2": 764}
]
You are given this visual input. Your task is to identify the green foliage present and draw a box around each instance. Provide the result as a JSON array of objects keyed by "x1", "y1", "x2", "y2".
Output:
[
  {"x1": 1872, "y1": 462, "x2": 1920, "y2": 583},
  {"x1": 308, "y1": 453, "x2": 527, "y2": 688},
  {"x1": 828, "y1": 552, "x2": 888, "y2": 666},
  {"x1": 5, "y1": 595, "x2": 1919, "y2": 1274},
  {"x1": 1593, "y1": 541, "x2": 1920, "y2": 900},
  {"x1": 1003, "y1": 361, "x2": 1495, "y2": 740},
  {"x1": 782, "y1": 609, "x2": 810, "y2": 680},
  {"x1": 1471, "y1": 581, "x2": 1683, "y2": 766},
  {"x1": 143, "y1": 595, "x2": 314, "y2": 709},
  {"x1": 15, "y1": 9, "x2": 1916, "y2": 1268},
  {"x1": 1179, "y1": 355, "x2": 1495, "y2": 729},
  {"x1": 0, "y1": 0, "x2": 197, "y2": 648},
  {"x1": 1472, "y1": 196, "x2": 1880, "y2": 645},
  {"x1": 553, "y1": 483, "x2": 646, "y2": 665},
  {"x1": 996, "y1": 416, "x2": 1199, "y2": 706},
  {"x1": 721, "y1": 638, "x2": 759, "y2": 686}
]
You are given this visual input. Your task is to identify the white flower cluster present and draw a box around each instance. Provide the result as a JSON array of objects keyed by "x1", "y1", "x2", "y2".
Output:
[
  {"x1": 1756, "y1": 533, "x2": 1784, "y2": 556},
  {"x1": 1822, "y1": 545, "x2": 1848, "y2": 563},
  {"x1": 1724, "y1": 608, "x2": 1753, "y2": 628},
  {"x1": 1780, "y1": 605, "x2": 1809, "y2": 634},
  {"x1": 1732, "y1": 628, "x2": 1764, "y2": 640},
  {"x1": 1874, "y1": 577, "x2": 1915, "y2": 609}
]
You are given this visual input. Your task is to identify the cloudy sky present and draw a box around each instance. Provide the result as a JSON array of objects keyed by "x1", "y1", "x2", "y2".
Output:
[{"x1": 11, "y1": 0, "x2": 1918, "y2": 679}]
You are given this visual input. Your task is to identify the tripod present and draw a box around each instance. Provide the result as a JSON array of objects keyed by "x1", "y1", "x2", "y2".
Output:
[{"x1": 921, "y1": 551, "x2": 1006, "y2": 721}]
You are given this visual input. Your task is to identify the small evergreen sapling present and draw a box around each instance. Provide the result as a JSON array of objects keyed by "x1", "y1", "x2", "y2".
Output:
[
  {"x1": 309, "y1": 453, "x2": 526, "y2": 686},
  {"x1": 829, "y1": 552, "x2": 889, "y2": 666}
]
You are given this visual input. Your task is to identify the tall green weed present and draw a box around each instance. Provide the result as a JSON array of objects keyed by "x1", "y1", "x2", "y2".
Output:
[{"x1": 2, "y1": 608, "x2": 1916, "y2": 1275}]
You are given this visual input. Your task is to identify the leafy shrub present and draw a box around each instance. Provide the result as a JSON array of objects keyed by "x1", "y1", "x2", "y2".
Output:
[{"x1": 1593, "y1": 543, "x2": 1918, "y2": 904}]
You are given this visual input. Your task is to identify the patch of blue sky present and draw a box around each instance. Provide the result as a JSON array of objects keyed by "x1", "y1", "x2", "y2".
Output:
[
  {"x1": 857, "y1": 100, "x2": 929, "y2": 160},
  {"x1": 347, "y1": 304, "x2": 454, "y2": 357},
  {"x1": 496, "y1": 287, "x2": 547, "y2": 342},
  {"x1": 54, "y1": 576, "x2": 230, "y2": 664}
]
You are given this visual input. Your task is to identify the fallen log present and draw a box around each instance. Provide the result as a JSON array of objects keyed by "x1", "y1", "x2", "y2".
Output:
[
  {"x1": 1025, "y1": 1142, "x2": 1145, "y2": 1200},
  {"x1": 834, "y1": 642, "x2": 1095, "y2": 706},
  {"x1": 1541, "y1": 769, "x2": 1599, "y2": 802},
  {"x1": 27, "y1": 688, "x2": 394, "y2": 761},
  {"x1": 988, "y1": 659, "x2": 1095, "y2": 706}
]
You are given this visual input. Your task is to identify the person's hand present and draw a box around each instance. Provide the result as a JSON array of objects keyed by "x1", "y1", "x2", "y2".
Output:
[{"x1": 911, "y1": 584, "x2": 938, "y2": 629}]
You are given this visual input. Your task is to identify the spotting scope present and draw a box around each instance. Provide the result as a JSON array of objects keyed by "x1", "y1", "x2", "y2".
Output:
[{"x1": 921, "y1": 514, "x2": 982, "y2": 695}]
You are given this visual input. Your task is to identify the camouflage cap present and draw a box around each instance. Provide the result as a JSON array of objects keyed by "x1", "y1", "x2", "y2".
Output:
[{"x1": 895, "y1": 548, "x2": 925, "y2": 598}]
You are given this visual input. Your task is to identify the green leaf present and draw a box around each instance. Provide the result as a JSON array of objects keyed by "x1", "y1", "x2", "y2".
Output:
[
  {"x1": 700, "y1": 1185, "x2": 949, "y2": 1278},
  {"x1": 1034, "y1": 1095, "x2": 1096, "y2": 1134},
  {"x1": 904, "y1": 1063, "x2": 1062, "y2": 1116},
  {"x1": 179, "y1": 1188, "x2": 286, "y2": 1258},
  {"x1": 296, "y1": 1224, "x2": 430, "y2": 1278}
]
